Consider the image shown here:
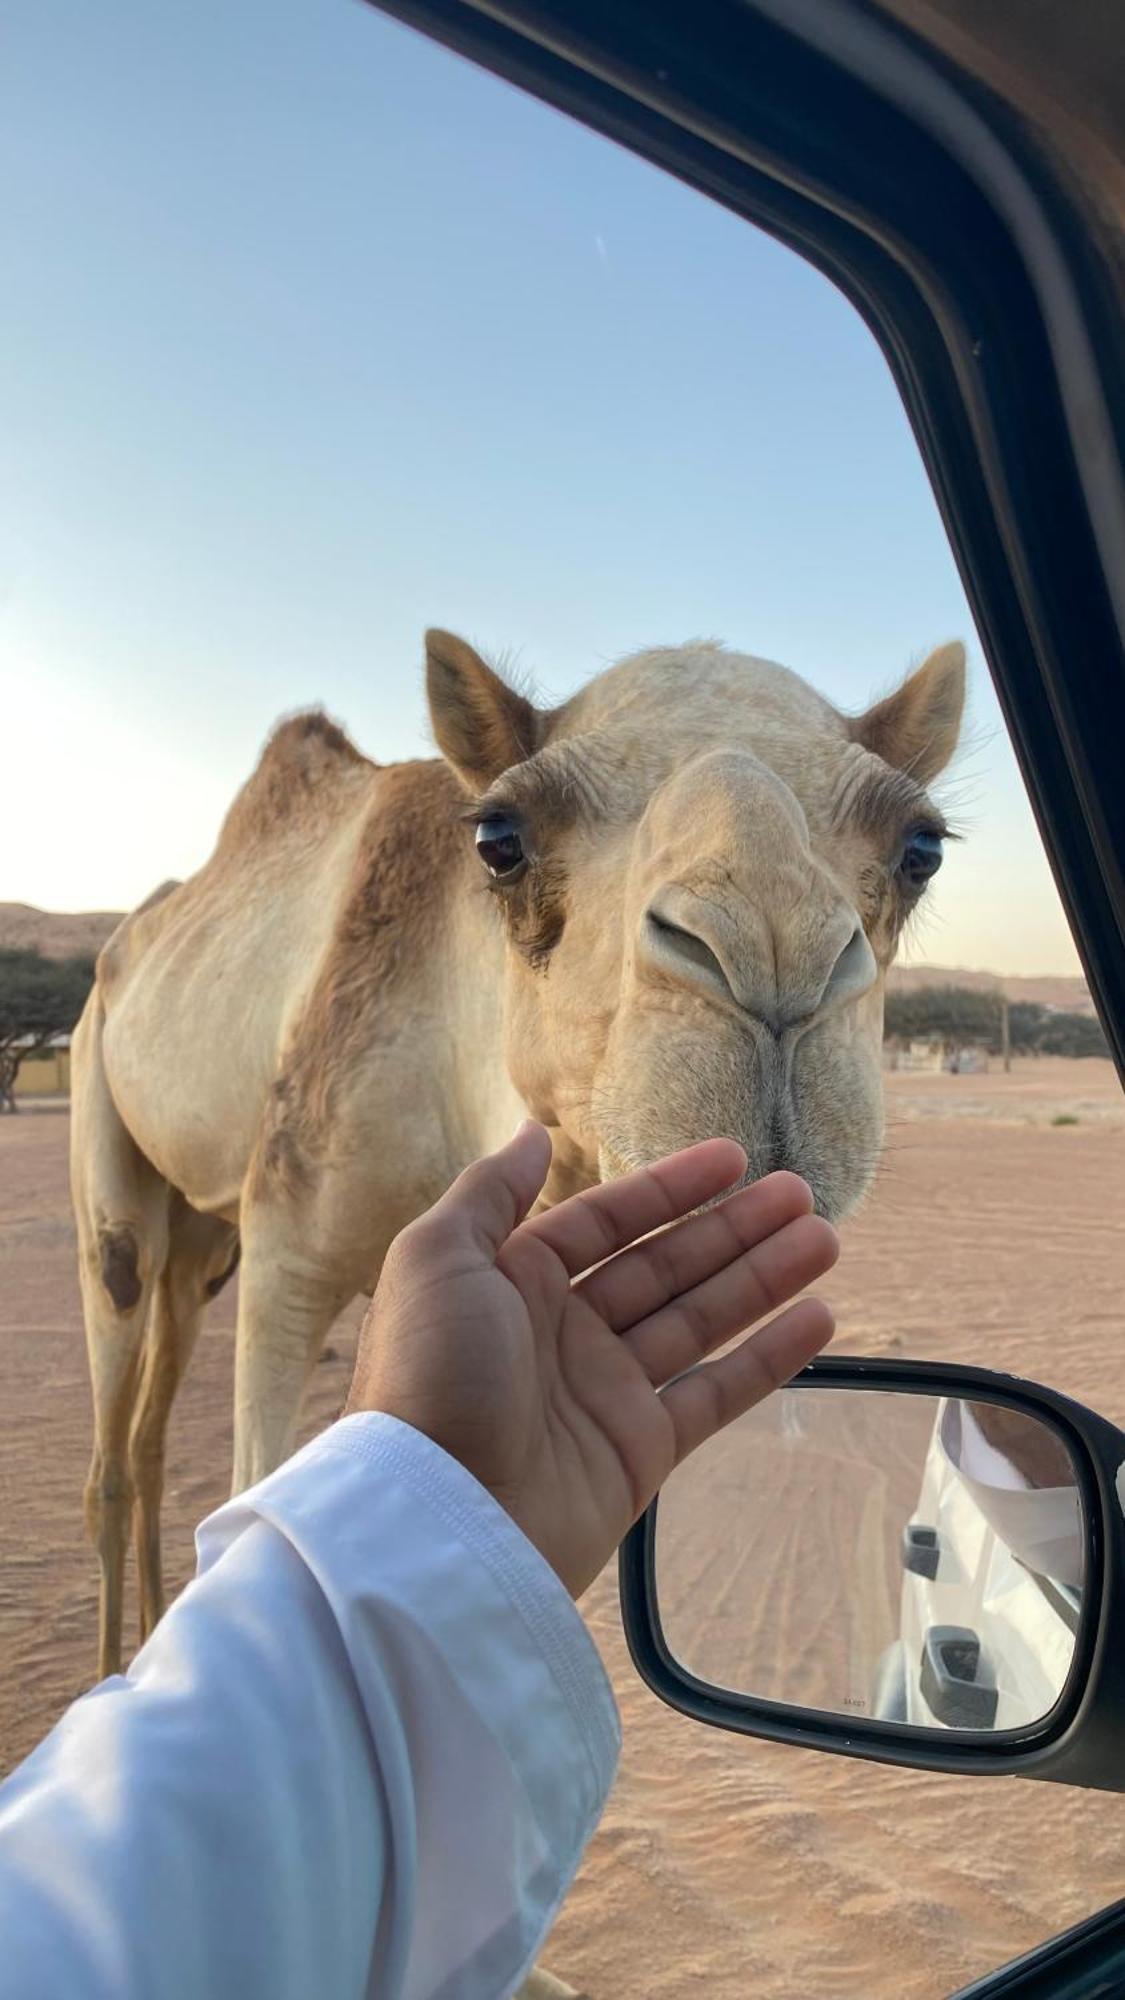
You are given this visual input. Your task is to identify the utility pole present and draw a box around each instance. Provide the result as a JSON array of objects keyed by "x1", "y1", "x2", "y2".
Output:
[{"x1": 1001, "y1": 994, "x2": 1011, "y2": 1073}]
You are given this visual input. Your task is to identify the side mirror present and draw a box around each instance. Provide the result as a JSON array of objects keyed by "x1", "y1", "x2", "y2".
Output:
[{"x1": 620, "y1": 1358, "x2": 1125, "y2": 1791}]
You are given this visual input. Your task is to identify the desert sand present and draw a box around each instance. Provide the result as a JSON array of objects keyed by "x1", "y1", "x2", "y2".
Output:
[{"x1": 2, "y1": 1059, "x2": 1125, "y2": 1997}]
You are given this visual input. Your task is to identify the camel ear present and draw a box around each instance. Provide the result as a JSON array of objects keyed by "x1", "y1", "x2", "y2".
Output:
[
  {"x1": 425, "y1": 630, "x2": 540, "y2": 792},
  {"x1": 850, "y1": 642, "x2": 966, "y2": 784}
]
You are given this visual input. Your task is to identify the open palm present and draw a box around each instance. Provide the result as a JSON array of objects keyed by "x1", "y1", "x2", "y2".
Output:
[{"x1": 349, "y1": 1122, "x2": 838, "y2": 1596}]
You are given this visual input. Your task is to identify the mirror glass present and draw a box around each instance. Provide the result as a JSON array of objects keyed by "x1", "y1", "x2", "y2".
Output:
[{"x1": 655, "y1": 1388, "x2": 1087, "y2": 1732}]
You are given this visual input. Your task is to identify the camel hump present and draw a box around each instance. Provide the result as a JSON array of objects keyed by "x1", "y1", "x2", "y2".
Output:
[
  {"x1": 134, "y1": 877, "x2": 181, "y2": 916},
  {"x1": 262, "y1": 707, "x2": 366, "y2": 773},
  {"x1": 218, "y1": 709, "x2": 374, "y2": 852}
]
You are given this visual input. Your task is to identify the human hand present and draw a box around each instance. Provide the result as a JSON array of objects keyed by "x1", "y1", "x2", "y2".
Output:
[{"x1": 347, "y1": 1122, "x2": 838, "y2": 1596}]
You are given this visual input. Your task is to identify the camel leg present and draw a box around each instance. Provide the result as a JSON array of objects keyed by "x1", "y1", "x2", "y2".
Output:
[
  {"x1": 71, "y1": 996, "x2": 170, "y2": 1680},
  {"x1": 230, "y1": 1208, "x2": 349, "y2": 1495},
  {"x1": 130, "y1": 1201, "x2": 240, "y2": 1645},
  {"x1": 79, "y1": 1256, "x2": 156, "y2": 1681}
]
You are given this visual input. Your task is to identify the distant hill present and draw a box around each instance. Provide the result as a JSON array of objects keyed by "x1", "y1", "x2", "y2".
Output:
[
  {"x1": 886, "y1": 964, "x2": 1094, "y2": 1017},
  {"x1": 0, "y1": 904, "x2": 1096, "y2": 1016},
  {"x1": 0, "y1": 903, "x2": 123, "y2": 962}
]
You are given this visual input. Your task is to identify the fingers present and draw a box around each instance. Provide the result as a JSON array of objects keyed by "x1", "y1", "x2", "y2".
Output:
[
  {"x1": 576, "y1": 1171, "x2": 814, "y2": 1332},
  {"x1": 435, "y1": 1120, "x2": 553, "y2": 1256},
  {"x1": 623, "y1": 1211, "x2": 839, "y2": 1384},
  {"x1": 519, "y1": 1137, "x2": 748, "y2": 1278},
  {"x1": 661, "y1": 1296, "x2": 835, "y2": 1466}
]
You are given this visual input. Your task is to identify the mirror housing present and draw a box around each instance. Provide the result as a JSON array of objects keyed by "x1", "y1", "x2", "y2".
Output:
[{"x1": 620, "y1": 1358, "x2": 1125, "y2": 1791}]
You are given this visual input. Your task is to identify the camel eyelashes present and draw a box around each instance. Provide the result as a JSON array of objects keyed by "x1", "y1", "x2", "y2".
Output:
[
  {"x1": 897, "y1": 824, "x2": 945, "y2": 891},
  {"x1": 474, "y1": 812, "x2": 527, "y2": 881}
]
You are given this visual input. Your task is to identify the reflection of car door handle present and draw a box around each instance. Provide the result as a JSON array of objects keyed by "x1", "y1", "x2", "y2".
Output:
[
  {"x1": 920, "y1": 1625, "x2": 999, "y2": 1729},
  {"x1": 902, "y1": 1523, "x2": 941, "y2": 1579}
]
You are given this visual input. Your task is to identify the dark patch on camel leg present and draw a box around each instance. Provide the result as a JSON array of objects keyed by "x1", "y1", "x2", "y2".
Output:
[{"x1": 98, "y1": 1227, "x2": 143, "y2": 1313}]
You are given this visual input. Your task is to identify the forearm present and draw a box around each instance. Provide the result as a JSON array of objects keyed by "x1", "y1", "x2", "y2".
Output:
[{"x1": 0, "y1": 1415, "x2": 620, "y2": 2000}]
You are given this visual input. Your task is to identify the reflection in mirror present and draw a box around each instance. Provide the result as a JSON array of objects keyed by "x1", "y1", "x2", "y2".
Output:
[{"x1": 655, "y1": 1389, "x2": 1085, "y2": 1733}]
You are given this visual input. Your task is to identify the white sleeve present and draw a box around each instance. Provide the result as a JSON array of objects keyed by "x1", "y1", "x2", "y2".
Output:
[{"x1": 0, "y1": 1412, "x2": 620, "y2": 2000}]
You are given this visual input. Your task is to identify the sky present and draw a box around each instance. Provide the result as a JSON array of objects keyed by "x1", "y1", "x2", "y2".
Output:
[{"x1": 0, "y1": 0, "x2": 1082, "y2": 976}]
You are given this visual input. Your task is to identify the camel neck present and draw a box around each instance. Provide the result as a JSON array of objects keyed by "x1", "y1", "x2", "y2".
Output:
[{"x1": 437, "y1": 850, "x2": 527, "y2": 1158}]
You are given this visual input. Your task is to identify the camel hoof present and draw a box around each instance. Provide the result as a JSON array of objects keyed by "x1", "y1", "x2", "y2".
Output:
[{"x1": 516, "y1": 1971, "x2": 587, "y2": 1999}]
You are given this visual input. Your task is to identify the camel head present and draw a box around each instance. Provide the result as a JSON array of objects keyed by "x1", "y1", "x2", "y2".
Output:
[{"x1": 427, "y1": 630, "x2": 965, "y2": 1220}]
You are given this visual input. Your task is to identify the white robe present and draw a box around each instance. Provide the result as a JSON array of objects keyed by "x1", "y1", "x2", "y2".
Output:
[{"x1": 0, "y1": 1413, "x2": 621, "y2": 1998}]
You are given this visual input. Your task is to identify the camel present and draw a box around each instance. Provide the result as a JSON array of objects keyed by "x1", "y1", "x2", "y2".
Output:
[{"x1": 71, "y1": 627, "x2": 964, "y2": 1687}]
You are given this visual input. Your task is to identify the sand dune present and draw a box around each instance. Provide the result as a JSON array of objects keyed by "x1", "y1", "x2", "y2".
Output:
[{"x1": 1, "y1": 1059, "x2": 1124, "y2": 1996}]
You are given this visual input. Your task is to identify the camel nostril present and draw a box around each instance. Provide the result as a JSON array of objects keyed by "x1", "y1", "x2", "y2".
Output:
[
  {"x1": 818, "y1": 924, "x2": 878, "y2": 1016},
  {"x1": 644, "y1": 898, "x2": 875, "y2": 1028},
  {"x1": 643, "y1": 908, "x2": 734, "y2": 1000}
]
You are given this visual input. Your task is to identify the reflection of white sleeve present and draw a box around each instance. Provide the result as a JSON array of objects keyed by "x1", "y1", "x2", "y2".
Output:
[
  {"x1": 956, "y1": 1402, "x2": 1033, "y2": 1491},
  {"x1": 0, "y1": 1413, "x2": 620, "y2": 2000},
  {"x1": 939, "y1": 1400, "x2": 1084, "y2": 1590}
]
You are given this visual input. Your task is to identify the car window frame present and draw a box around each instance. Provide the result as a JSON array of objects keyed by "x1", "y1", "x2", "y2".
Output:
[{"x1": 361, "y1": 2, "x2": 1125, "y2": 1988}]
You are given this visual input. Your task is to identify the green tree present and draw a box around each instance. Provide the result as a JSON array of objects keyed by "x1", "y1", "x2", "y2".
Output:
[
  {"x1": 1007, "y1": 1000, "x2": 1048, "y2": 1050},
  {"x1": 1033, "y1": 1011, "x2": 1109, "y2": 1058},
  {"x1": 883, "y1": 985, "x2": 1002, "y2": 1047},
  {"x1": 0, "y1": 948, "x2": 95, "y2": 1110},
  {"x1": 884, "y1": 985, "x2": 1109, "y2": 1059}
]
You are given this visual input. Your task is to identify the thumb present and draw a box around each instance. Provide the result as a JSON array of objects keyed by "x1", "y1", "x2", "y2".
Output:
[{"x1": 439, "y1": 1119, "x2": 553, "y2": 1258}]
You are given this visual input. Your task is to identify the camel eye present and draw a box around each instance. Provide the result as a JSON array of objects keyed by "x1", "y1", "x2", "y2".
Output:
[
  {"x1": 898, "y1": 825, "x2": 944, "y2": 890},
  {"x1": 475, "y1": 814, "x2": 526, "y2": 880}
]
